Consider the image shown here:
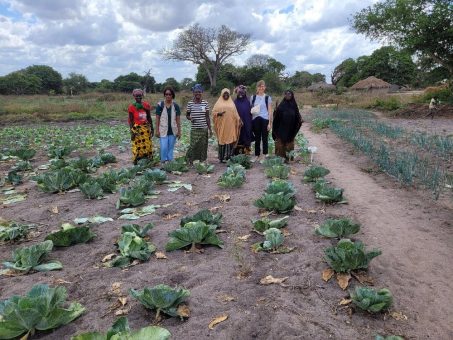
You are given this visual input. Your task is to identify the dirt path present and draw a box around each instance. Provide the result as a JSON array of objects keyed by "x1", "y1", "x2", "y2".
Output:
[{"x1": 302, "y1": 124, "x2": 453, "y2": 339}]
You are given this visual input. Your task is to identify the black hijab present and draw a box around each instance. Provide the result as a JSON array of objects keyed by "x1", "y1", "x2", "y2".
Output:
[{"x1": 272, "y1": 90, "x2": 302, "y2": 143}]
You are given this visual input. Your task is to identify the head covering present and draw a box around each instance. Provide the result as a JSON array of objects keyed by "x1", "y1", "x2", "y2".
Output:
[
  {"x1": 272, "y1": 89, "x2": 302, "y2": 143},
  {"x1": 234, "y1": 85, "x2": 247, "y2": 96},
  {"x1": 132, "y1": 88, "x2": 144, "y2": 97},
  {"x1": 212, "y1": 88, "x2": 242, "y2": 145},
  {"x1": 191, "y1": 84, "x2": 204, "y2": 92}
]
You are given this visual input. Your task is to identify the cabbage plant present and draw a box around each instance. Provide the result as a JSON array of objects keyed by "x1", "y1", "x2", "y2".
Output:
[
  {"x1": 71, "y1": 316, "x2": 171, "y2": 340},
  {"x1": 217, "y1": 164, "x2": 246, "y2": 188},
  {"x1": 313, "y1": 180, "x2": 345, "y2": 203},
  {"x1": 162, "y1": 159, "x2": 188, "y2": 173},
  {"x1": 265, "y1": 180, "x2": 296, "y2": 196},
  {"x1": 129, "y1": 284, "x2": 190, "y2": 320},
  {"x1": 121, "y1": 223, "x2": 154, "y2": 238},
  {"x1": 180, "y1": 209, "x2": 222, "y2": 228},
  {"x1": 324, "y1": 239, "x2": 381, "y2": 273},
  {"x1": 143, "y1": 168, "x2": 167, "y2": 184},
  {"x1": 166, "y1": 221, "x2": 223, "y2": 252},
  {"x1": 36, "y1": 168, "x2": 87, "y2": 193},
  {"x1": 0, "y1": 284, "x2": 85, "y2": 339},
  {"x1": 11, "y1": 147, "x2": 36, "y2": 161},
  {"x1": 315, "y1": 218, "x2": 360, "y2": 238},
  {"x1": 1, "y1": 240, "x2": 62, "y2": 274},
  {"x1": 252, "y1": 216, "x2": 289, "y2": 233},
  {"x1": 375, "y1": 335, "x2": 404, "y2": 340},
  {"x1": 111, "y1": 232, "x2": 156, "y2": 268},
  {"x1": 264, "y1": 164, "x2": 290, "y2": 179},
  {"x1": 303, "y1": 166, "x2": 330, "y2": 182},
  {"x1": 45, "y1": 224, "x2": 96, "y2": 247},
  {"x1": 262, "y1": 156, "x2": 285, "y2": 168},
  {"x1": 227, "y1": 154, "x2": 252, "y2": 169},
  {"x1": 116, "y1": 187, "x2": 146, "y2": 209},
  {"x1": 80, "y1": 179, "x2": 104, "y2": 199},
  {"x1": 254, "y1": 192, "x2": 296, "y2": 214},
  {"x1": 0, "y1": 221, "x2": 34, "y2": 242},
  {"x1": 350, "y1": 286, "x2": 393, "y2": 313}
]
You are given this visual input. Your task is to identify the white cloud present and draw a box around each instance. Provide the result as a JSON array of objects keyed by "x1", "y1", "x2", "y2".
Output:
[{"x1": 0, "y1": 0, "x2": 382, "y2": 83}]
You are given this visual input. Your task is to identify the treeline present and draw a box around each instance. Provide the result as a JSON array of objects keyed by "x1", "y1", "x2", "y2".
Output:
[{"x1": 0, "y1": 46, "x2": 448, "y2": 96}]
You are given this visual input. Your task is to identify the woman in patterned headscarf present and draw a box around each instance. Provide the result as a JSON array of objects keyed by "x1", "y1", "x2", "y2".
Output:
[
  {"x1": 233, "y1": 85, "x2": 253, "y2": 155},
  {"x1": 212, "y1": 88, "x2": 242, "y2": 162},
  {"x1": 185, "y1": 84, "x2": 212, "y2": 164},
  {"x1": 128, "y1": 88, "x2": 154, "y2": 164}
]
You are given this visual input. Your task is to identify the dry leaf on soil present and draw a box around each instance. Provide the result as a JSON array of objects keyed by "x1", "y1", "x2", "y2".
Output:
[
  {"x1": 177, "y1": 304, "x2": 190, "y2": 318},
  {"x1": 237, "y1": 234, "x2": 251, "y2": 241},
  {"x1": 336, "y1": 273, "x2": 351, "y2": 290},
  {"x1": 118, "y1": 297, "x2": 127, "y2": 306},
  {"x1": 102, "y1": 253, "x2": 116, "y2": 263},
  {"x1": 294, "y1": 205, "x2": 303, "y2": 211},
  {"x1": 281, "y1": 229, "x2": 292, "y2": 237},
  {"x1": 213, "y1": 194, "x2": 230, "y2": 202},
  {"x1": 217, "y1": 294, "x2": 235, "y2": 303},
  {"x1": 52, "y1": 278, "x2": 71, "y2": 285},
  {"x1": 114, "y1": 308, "x2": 130, "y2": 316},
  {"x1": 209, "y1": 206, "x2": 222, "y2": 212},
  {"x1": 339, "y1": 298, "x2": 352, "y2": 306},
  {"x1": 351, "y1": 271, "x2": 375, "y2": 285},
  {"x1": 163, "y1": 213, "x2": 181, "y2": 220},
  {"x1": 322, "y1": 268, "x2": 334, "y2": 282},
  {"x1": 259, "y1": 275, "x2": 289, "y2": 286},
  {"x1": 50, "y1": 206, "x2": 59, "y2": 214},
  {"x1": 208, "y1": 314, "x2": 228, "y2": 329},
  {"x1": 390, "y1": 311, "x2": 408, "y2": 321},
  {"x1": 155, "y1": 251, "x2": 168, "y2": 259},
  {"x1": 111, "y1": 282, "x2": 122, "y2": 295}
]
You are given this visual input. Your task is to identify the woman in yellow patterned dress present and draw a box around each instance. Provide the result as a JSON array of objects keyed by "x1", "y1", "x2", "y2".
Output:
[{"x1": 128, "y1": 89, "x2": 154, "y2": 164}]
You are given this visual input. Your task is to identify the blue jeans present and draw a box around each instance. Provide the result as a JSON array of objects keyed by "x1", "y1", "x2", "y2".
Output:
[{"x1": 159, "y1": 135, "x2": 177, "y2": 162}]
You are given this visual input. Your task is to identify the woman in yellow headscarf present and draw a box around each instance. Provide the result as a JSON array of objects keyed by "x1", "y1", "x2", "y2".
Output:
[{"x1": 212, "y1": 88, "x2": 243, "y2": 163}]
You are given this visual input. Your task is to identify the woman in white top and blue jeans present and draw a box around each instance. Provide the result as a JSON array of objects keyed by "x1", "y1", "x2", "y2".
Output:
[{"x1": 251, "y1": 80, "x2": 272, "y2": 161}]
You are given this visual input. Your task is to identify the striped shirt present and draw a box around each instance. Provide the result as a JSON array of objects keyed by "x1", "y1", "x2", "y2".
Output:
[{"x1": 187, "y1": 100, "x2": 210, "y2": 129}]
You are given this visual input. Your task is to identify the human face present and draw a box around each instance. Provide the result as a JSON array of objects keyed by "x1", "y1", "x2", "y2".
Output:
[
  {"x1": 284, "y1": 91, "x2": 293, "y2": 101},
  {"x1": 223, "y1": 92, "x2": 230, "y2": 100},
  {"x1": 134, "y1": 95, "x2": 142, "y2": 103},
  {"x1": 257, "y1": 84, "x2": 266, "y2": 95},
  {"x1": 193, "y1": 90, "x2": 202, "y2": 101},
  {"x1": 164, "y1": 91, "x2": 173, "y2": 102}
]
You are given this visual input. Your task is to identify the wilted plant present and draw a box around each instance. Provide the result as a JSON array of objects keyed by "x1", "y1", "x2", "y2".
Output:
[
  {"x1": 129, "y1": 284, "x2": 190, "y2": 320},
  {"x1": 350, "y1": 286, "x2": 393, "y2": 313},
  {"x1": 303, "y1": 166, "x2": 330, "y2": 182},
  {"x1": 324, "y1": 239, "x2": 381, "y2": 273},
  {"x1": 166, "y1": 221, "x2": 223, "y2": 252},
  {"x1": 45, "y1": 224, "x2": 96, "y2": 247},
  {"x1": 315, "y1": 218, "x2": 360, "y2": 238},
  {"x1": 0, "y1": 284, "x2": 85, "y2": 339},
  {"x1": 71, "y1": 316, "x2": 171, "y2": 340},
  {"x1": 1, "y1": 240, "x2": 62, "y2": 274},
  {"x1": 227, "y1": 154, "x2": 252, "y2": 169}
]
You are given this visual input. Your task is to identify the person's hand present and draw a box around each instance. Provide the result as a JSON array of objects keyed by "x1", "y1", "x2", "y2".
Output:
[
  {"x1": 208, "y1": 129, "x2": 213, "y2": 138},
  {"x1": 150, "y1": 129, "x2": 154, "y2": 137},
  {"x1": 176, "y1": 132, "x2": 181, "y2": 139},
  {"x1": 267, "y1": 123, "x2": 271, "y2": 131},
  {"x1": 155, "y1": 130, "x2": 160, "y2": 138},
  {"x1": 130, "y1": 132, "x2": 137, "y2": 141}
]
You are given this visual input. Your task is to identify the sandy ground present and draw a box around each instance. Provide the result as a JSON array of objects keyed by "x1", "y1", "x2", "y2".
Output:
[{"x1": 0, "y1": 115, "x2": 452, "y2": 339}]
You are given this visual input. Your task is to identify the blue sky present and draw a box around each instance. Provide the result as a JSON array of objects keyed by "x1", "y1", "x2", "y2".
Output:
[{"x1": 0, "y1": 0, "x2": 381, "y2": 83}]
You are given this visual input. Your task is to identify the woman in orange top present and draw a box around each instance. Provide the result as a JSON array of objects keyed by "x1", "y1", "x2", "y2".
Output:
[{"x1": 128, "y1": 88, "x2": 154, "y2": 164}]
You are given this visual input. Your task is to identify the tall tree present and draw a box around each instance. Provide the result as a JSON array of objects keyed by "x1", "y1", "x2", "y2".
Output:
[
  {"x1": 24, "y1": 65, "x2": 63, "y2": 94},
  {"x1": 352, "y1": 0, "x2": 453, "y2": 77},
  {"x1": 63, "y1": 73, "x2": 89, "y2": 95},
  {"x1": 331, "y1": 58, "x2": 358, "y2": 87},
  {"x1": 163, "y1": 24, "x2": 250, "y2": 88}
]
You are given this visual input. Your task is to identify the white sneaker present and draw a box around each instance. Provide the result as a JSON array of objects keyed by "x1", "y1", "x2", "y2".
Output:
[{"x1": 251, "y1": 156, "x2": 259, "y2": 163}]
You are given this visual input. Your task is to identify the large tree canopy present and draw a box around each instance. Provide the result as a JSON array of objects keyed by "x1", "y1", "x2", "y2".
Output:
[
  {"x1": 163, "y1": 24, "x2": 250, "y2": 88},
  {"x1": 352, "y1": 0, "x2": 453, "y2": 76}
]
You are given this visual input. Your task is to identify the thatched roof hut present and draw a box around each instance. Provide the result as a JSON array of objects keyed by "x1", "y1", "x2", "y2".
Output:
[
  {"x1": 351, "y1": 76, "x2": 390, "y2": 91},
  {"x1": 307, "y1": 81, "x2": 336, "y2": 92}
]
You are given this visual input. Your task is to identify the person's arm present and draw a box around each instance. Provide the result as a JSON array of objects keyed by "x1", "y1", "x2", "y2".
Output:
[
  {"x1": 155, "y1": 115, "x2": 161, "y2": 137},
  {"x1": 267, "y1": 102, "x2": 273, "y2": 131},
  {"x1": 206, "y1": 109, "x2": 212, "y2": 137},
  {"x1": 175, "y1": 104, "x2": 182, "y2": 139},
  {"x1": 146, "y1": 109, "x2": 154, "y2": 137}
]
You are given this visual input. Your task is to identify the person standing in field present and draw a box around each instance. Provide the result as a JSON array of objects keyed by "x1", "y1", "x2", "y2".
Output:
[
  {"x1": 426, "y1": 97, "x2": 438, "y2": 119},
  {"x1": 155, "y1": 87, "x2": 181, "y2": 163},
  {"x1": 185, "y1": 84, "x2": 212, "y2": 164},
  {"x1": 251, "y1": 80, "x2": 272, "y2": 162},
  {"x1": 272, "y1": 89, "x2": 303, "y2": 162},
  {"x1": 233, "y1": 85, "x2": 253, "y2": 155},
  {"x1": 128, "y1": 88, "x2": 154, "y2": 164},
  {"x1": 212, "y1": 88, "x2": 243, "y2": 163}
]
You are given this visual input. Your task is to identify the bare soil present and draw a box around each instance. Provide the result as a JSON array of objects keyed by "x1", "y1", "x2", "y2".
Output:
[{"x1": 1, "y1": 114, "x2": 452, "y2": 339}]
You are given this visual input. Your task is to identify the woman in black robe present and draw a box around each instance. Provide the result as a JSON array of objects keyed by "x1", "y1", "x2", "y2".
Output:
[{"x1": 272, "y1": 89, "x2": 303, "y2": 161}]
